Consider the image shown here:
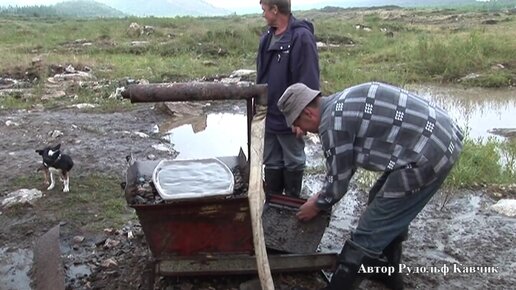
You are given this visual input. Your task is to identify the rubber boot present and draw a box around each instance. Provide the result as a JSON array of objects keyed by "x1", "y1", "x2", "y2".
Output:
[
  {"x1": 283, "y1": 169, "x2": 303, "y2": 198},
  {"x1": 324, "y1": 240, "x2": 371, "y2": 290},
  {"x1": 369, "y1": 234, "x2": 405, "y2": 290},
  {"x1": 264, "y1": 168, "x2": 284, "y2": 195}
]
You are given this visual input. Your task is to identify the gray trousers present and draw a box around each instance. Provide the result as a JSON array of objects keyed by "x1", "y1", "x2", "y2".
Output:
[
  {"x1": 351, "y1": 171, "x2": 449, "y2": 255},
  {"x1": 263, "y1": 132, "x2": 305, "y2": 171}
]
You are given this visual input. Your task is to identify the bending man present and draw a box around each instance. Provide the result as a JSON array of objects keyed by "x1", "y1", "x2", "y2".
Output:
[{"x1": 277, "y1": 82, "x2": 463, "y2": 290}]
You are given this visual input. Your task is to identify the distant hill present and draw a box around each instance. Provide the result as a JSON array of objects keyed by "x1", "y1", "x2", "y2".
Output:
[
  {"x1": 99, "y1": 0, "x2": 230, "y2": 17},
  {"x1": 53, "y1": 0, "x2": 125, "y2": 18},
  {"x1": 0, "y1": 0, "x2": 230, "y2": 17},
  {"x1": 0, "y1": 0, "x2": 125, "y2": 18}
]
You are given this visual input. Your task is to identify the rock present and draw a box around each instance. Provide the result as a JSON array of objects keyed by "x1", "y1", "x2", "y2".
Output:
[
  {"x1": 316, "y1": 42, "x2": 341, "y2": 49},
  {"x1": 130, "y1": 41, "x2": 149, "y2": 47},
  {"x1": 73, "y1": 236, "x2": 85, "y2": 244},
  {"x1": 492, "y1": 192, "x2": 503, "y2": 198},
  {"x1": 229, "y1": 69, "x2": 256, "y2": 78},
  {"x1": 70, "y1": 103, "x2": 97, "y2": 109},
  {"x1": 109, "y1": 87, "x2": 126, "y2": 99},
  {"x1": 65, "y1": 65, "x2": 76, "y2": 74},
  {"x1": 491, "y1": 199, "x2": 516, "y2": 217},
  {"x1": 5, "y1": 120, "x2": 20, "y2": 127},
  {"x1": 127, "y1": 22, "x2": 142, "y2": 37},
  {"x1": 133, "y1": 132, "x2": 149, "y2": 138},
  {"x1": 103, "y1": 238, "x2": 120, "y2": 249},
  {"x1": 48, "y1": 130, "x2": 64, "y2": 138},
  {"x1": 100, "y1": 258, "x2": 118, "y2": 268},
  {"x1": 459, "y1": 73, "x2": 481, "y2": 82},
  {"x1": 355, "y1": 23, "x2": 372, "y2": 31},
  {"x1": 52, "y1": 71, "x2": 94, "y2": 82},
  {"x1": 152, "y1": 144, "x2": 175, "y2": 154},
  {"x1": 1, "y1": 188, "x2": 43, "y2": 208}
]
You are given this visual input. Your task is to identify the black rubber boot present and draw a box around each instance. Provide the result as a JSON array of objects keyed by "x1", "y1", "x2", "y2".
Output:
[
  {"x1": 283, "y1": 169, "x2": 303, "y2": 198},
  {"x1": 264, "y1": 168, "x2": 284, "y2": 195},
  {"x1": 324, "y1": 240, "x2": 372, "y2": 290},
  {"x1": 369, "y1": 234, "x2": 405, "y2": 290}
]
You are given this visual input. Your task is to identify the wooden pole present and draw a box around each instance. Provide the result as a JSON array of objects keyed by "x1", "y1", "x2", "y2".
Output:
[
  {"x1": 121, "y1": 82, "x2": 268, "y2": 105},
  {"x1": 248, "y1": 104, "x2": 274, "y2": 289}
]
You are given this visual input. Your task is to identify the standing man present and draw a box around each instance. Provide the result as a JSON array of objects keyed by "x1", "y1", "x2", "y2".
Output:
[
  {"x1": 257, "y1": 0, "x2": 320, "y2": 198},
  {"x1": 277, "y1": 82, "x2": 463, "y2": 289}
]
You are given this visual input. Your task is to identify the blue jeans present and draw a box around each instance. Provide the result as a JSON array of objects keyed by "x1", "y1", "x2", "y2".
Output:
[
  {"x1": 351, "y1": 171, "x2": 449, "y2": 254},
  {"x1": 263, "y1": 132, "x2": 305, "y2": 171}
]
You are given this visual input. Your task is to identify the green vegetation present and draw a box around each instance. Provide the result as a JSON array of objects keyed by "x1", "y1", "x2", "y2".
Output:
[
  {"x1": 0, "y1": 7, "x2": 514, "y2": 93},
  {"x1": 6, "y1": 173, "x2": 135, "y2": 231},
  {"x1": 0, "y1": 6, "x2": 515, "y2": 191},
  {"x1": 312, "y1": 136, "x2": 516, "y2": 191},
  {"x1": 447, "y1": 137, "x2": 516, "y2": 188}
]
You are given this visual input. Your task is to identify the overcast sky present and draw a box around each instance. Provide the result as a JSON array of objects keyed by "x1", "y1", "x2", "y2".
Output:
[
  {"x1": 205, "y1": 0, "x2": 324, "y2": 10},
  {"x1": 0, "y1": 0, "x2": 326, "y2": 10}
]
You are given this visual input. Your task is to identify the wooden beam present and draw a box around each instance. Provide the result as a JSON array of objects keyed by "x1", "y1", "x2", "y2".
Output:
[{"x1": 247, "y1": 104, "x2": 274, "y2": 289}]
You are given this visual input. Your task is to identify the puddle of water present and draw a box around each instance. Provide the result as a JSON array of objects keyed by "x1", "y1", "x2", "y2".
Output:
[
  {"x1": 163, "y1": 113, "x2": 248, "y2": 160},
  {"x1": 305, "y1": 133, "x2": 325, "y2": 169},
  {"x1": 161, "y1": 85, "x2": 515, "y2": 163},
  {"x1": 0, "y1": 247, "x2": 32, "y2": 290},
  {"x1": 410, "y1": 85, "x2": 516, "y2": 140}
]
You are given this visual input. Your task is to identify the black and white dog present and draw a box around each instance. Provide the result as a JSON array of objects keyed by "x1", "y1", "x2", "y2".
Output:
[{"x1": 36, "y1": 144, "x2": 74, "y2": 192}]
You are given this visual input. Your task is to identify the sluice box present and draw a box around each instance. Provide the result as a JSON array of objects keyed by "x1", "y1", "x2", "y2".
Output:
[
  {"x1": 120, "y1": 82, "x2": 336, "y2": 280},
  {"x1": 124, "y1": 156, "x2": 333, "y2": 275}
]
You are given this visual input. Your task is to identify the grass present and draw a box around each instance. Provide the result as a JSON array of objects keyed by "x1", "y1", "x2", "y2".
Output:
[
  {"x1": 0, "y1": 7, "x2": 514, "y2": 95},
  {"x1": 4, "y1": 173, "x2": 136, "y2": 232},
  {"x1": 447, "y1": 137, "x2": 516, "y2": 188},
  {"x1": 0, "y1": 7, "x2": 515, "y2": 198},
  {"x1": 305, "y1": 135, "x2": 516, "y2": 191}
]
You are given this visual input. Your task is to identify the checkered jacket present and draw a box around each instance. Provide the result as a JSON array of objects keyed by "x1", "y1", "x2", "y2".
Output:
[{"x1": 316, "y1": 82, "x2": 463, "y2": 210}]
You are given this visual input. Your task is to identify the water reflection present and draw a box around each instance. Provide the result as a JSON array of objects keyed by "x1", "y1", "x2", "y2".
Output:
[
  {"x1": 410, "y1": 85, "x2": 516, "y2": 140},
  {"x1": 161, "y1": 85, "x2": 515, "y2": 161},
  {"x1": 164, "y1": 113, "x2": 248, "y2": 159}
]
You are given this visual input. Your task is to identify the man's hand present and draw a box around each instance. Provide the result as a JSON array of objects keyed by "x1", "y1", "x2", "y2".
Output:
[
  {"x1": 296, "y1": 193, "x2": 321, "y2": 222},
  {"x1": 292, "y1": 126, "x2": 306, "y2": 138}
]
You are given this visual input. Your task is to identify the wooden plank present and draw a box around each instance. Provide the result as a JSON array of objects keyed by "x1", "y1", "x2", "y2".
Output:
[
  {"x1": 32, "y1": 225, "x2": 65, "y2": 290},
  {"x1": 247, "y1": 104, "x2": 275, "y2": 289},
  {"x1": 157, "y1": 253, "x2": 337, "y2": 276}
]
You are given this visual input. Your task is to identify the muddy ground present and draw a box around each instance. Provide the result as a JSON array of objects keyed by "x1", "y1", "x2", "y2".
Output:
[
  {"x1": 0, "y1": 97, "x2": 330, "y2": 290},
  {"x1": 0, "y1": 84, "x2": 515, "y2": 289}
]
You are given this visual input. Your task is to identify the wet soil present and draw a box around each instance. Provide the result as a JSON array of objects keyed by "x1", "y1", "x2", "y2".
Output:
[
  {"x1": 0, "y1": 100, "x2": 329, "y2": 290},
  {"x1": 316, "y1": 186, "x2": 516, "y2": 290},
  {"x1": 0, "y1": 90, "x2": 515, "y2": 290}
]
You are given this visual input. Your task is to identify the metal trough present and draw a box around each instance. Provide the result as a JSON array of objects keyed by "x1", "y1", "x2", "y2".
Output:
[{"x1": 127, "y1": 157, "x2": 254, "y2": 258}]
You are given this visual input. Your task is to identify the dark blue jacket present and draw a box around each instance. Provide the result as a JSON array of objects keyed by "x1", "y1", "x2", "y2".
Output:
[{"x1": 256, "y1": 16, "x2": 320, "y2": 134}]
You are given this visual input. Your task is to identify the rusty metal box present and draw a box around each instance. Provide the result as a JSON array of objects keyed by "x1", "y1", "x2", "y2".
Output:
[
  {"x1": 132, "y1": 196, "x2": 254, "y2": 258},
  {"x1": 126, "y1": 157, "x2": 254, "y2": 258}
]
